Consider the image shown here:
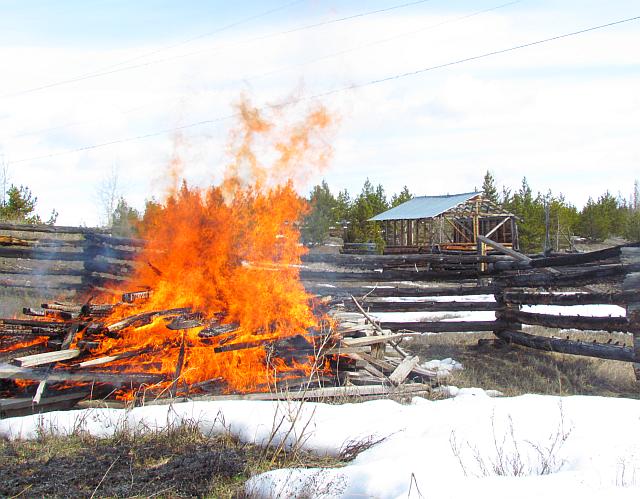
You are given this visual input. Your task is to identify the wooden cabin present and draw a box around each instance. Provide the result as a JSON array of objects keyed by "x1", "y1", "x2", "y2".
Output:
[{"x1": 369, "y1": 192, "x2": 518, "y2": 254}]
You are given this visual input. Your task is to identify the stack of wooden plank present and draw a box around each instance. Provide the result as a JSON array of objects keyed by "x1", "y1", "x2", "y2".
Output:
[{"x1": 0, "y1": 293, "x2": 435, "y2": 416}]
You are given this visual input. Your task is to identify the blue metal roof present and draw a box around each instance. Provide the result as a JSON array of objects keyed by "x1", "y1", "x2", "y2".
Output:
[{"x1": 369, "y1": 192, "x2": 480, "y2": 221}]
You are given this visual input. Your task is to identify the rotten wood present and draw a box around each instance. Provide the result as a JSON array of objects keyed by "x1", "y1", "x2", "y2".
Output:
[
  {"x1": 498, "y1": 309, "x2": 629, "y2": 333},
  {"x1": 477, "y1": 235, "x2": 531, "y2": 263},
  {"x1": 503, "y1": 290, "x2": 640, "y2": 306},
  {"x1": 379, "y1": 320, "x2": 504, "y2": 333},
  {"x1": 346, "y1": 301, "x2": 500, "y2": 313},
  {"x1": 496, "y1": 329, "x2": 635, "y2": 362}
]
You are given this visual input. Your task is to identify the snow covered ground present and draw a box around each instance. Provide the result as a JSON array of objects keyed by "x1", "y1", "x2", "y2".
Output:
[{"x1": 2, "y1": 393, "x2": 639, "y2": 498}]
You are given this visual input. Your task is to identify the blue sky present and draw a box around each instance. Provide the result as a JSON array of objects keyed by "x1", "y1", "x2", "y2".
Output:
[{"x1": 1, "y1": 1, "x2": 639, "y2": 225}]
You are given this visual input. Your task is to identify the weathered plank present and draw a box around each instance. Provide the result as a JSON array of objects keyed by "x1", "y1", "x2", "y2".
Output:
[
  {"x1": 12, "y1": 349, "x2": 80, "y2": 368},
  {"x1": 388, "y1": 356, "x2": 420, "y2": 385}
]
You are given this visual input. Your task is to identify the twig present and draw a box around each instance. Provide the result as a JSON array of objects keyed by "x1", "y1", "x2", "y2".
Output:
[
  {"x1": 350, "y1": 295, "x2": 383, "y2": 335},
  {"x1": 90, "y1": 456, "x2": 120, "y2": 499}
]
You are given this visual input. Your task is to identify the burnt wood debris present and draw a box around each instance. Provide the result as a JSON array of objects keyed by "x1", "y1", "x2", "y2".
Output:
[{"x1": 0, "y1": 222, "x2": 639, "y2": 417}]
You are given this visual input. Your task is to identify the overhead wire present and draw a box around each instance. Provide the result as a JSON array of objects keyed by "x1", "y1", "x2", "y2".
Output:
[
  {"x1": 7, "y1": 0, "x2": 519, "y2": 140},
  {"x1": 1, "y1": 0, "x2": 434, "y2": 99},
  {"x1": 81, "y1": 0, "x2": 305, "y2": 73},
  {"x1": 7, "y1": 13, "x2": 640, "y2": 165}
]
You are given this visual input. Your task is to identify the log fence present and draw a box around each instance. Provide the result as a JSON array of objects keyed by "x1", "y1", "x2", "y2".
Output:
[
  {"x1": 1, "y1": 222, "x2": 639, "y2": 380},
  {"x1": 0, "y1": 223, "x2": 141, "y2": 297}
]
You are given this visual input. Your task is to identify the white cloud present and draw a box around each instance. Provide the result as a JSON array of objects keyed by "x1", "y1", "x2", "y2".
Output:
[{"x1": 1, "y1": 4, "x2": 639, "y2": 224}]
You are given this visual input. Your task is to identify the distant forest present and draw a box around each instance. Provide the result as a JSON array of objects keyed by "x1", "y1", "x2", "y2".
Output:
[
  {"x1": 300, "y1": 172, "x2": 640, "y2": 253},
  {"x1": 2, "y1": 171, "x2": 639, "y2": 254}
]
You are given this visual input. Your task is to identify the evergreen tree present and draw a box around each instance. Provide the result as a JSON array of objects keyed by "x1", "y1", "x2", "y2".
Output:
[
  {"x1": 0, "y1": 185, "x2": 57, "y2": 224},
  {"x1": 481, "y1": 170, "x2": 499, "y2": 204},
  {"x1": 391, "y1": 185, "x2": 413, "y2": 207},
  {"x1": 577, "y1": 191, "x2": 625, "y2": 241},
  {"x1": 111, "y1": 197, "x2": 141, "y2": 237},
  {"x1": 344, "y1": 179, "x2": 388, "y2": 250},
  {"x1": 302, "y1": 180, "x2": 337, "y2": 245}
]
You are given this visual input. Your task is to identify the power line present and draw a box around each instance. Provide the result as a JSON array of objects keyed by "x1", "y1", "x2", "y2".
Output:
[
  {"x1": 83, "y1": 1, "x2": 305, "y2": 73},
  {"x1": 251, "y1": 1, "x2": 523, "y2": 82},
  {"x1": 8, "y1": 13, "x2": 640, "y2": 165},
  {"x1": 1, "y1": 0, "x2": 433, "y2": 99},
  {"x1": 8, "y1": 0, "x2": 519, "y2": 140}
]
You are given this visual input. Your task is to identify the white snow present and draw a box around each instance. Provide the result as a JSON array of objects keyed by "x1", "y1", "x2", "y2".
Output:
[
  {"x1": 2, "y1": 394, "x2": 639, "y2": 498},
  {"x1": 521, "y1": 304, "x2": 626, "y2": 317},
  {"x1": 421, "y1": 357, "x2": 464, "y2": 375}
]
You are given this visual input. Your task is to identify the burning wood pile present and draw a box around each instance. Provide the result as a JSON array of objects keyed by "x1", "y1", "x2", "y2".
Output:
[
  {"x1": 0, "y1": 101, "x2": 434, "y2": 417},
  {"x1": 0, "y1": 291, "x2": 434, "y2": 416}
]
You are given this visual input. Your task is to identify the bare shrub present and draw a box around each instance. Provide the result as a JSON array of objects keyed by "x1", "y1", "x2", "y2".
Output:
[{"x1": 450, "y1": 404, "x2": 572, "y2": 477}]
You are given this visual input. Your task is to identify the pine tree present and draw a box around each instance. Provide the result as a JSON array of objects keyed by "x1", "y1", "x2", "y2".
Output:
[
  {"x1": 391, "y1": 185, "x2": 413, "y2": 207},
  {"x1": 481, "y1": 170, "x2": 499, "y2": 204},
  {"x1": 111, "y1": 197, "x2": 141, "y2": 237},
  {"x1": 302, "y1": 180, "x2": 337, "y2": 245},
  {"x1": 0, "y1": 185, "x2": 57, "y2": 224}
]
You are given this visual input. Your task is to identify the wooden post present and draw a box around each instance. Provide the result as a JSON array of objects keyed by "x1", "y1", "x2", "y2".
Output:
[{"x1": 622, "y1": 247, "x2": 640, "y2": 380}]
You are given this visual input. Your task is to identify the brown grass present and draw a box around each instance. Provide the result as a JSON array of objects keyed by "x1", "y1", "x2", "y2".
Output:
[
  {"x1": 405, "y1": 328, "x2": 639, "y2": 398},
  {"x1": 0, "y1": 420, "x2": 343, "y2": 498}
]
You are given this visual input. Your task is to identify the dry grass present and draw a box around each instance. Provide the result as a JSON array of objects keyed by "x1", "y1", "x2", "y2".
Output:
[
  {"x1": 0, "y1": 419, "x2": 344, "y2": 498},
  {"x1": 405, "y1": 328, "x2": 639, "y2": 398}
]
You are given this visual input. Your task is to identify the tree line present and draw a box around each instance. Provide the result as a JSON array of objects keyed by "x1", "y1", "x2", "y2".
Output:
[
  {"x1": 302, "y1": 172, "x2": 640, "y2": 253},
  {"x1": 2, "y1": 164, "x2": 638, "y2": 254}
]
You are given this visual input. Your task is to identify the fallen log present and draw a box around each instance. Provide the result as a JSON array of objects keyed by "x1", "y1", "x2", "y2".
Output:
[
  {"x1": 0, "y1": 223, "x2": 108, "y2": 234},
  {"x1": 0, "y1": 363, "x2": 165, "y2": 384},
  {"x1": 379, "y1": 320, "x2": 504, "y2": 333},
  {"x1": 529, "y1": 242, "x2": 640, "y2": 268},
  {"x1": 304, "y1": 284, "x2": 498, "y2": 298},
  {"x1": 105, "y1": 308, "x2": 190, "y2": 333},
  {"x1": 0, "y1": 246, "x2": 87, "y2": 261},
  {"x1": 499, "y1": 263, "x2": 640, "y2": 288},
  {"x1": 342, "y1": 333, "x2": 415, "y2": 348},
  {"x1": 83, "y1": 259, "x2": 135, "y2": 276},
  {"x1": 84, "y1": 232, "x2": 146, "y2": 248},
  {"x1": 498, "y1": 309, "x2": 629, "y2": 333},
  {"x1": 143, "y1": 383, "x2": 432, "y2": 403},
  {"x1": 301, "y1": 253, "x2": 512, "y2": 267},
  {"x1": 0, "y1": 318, "x2": 70, "y2": 330},
  {"x1": 346, "y1": 301, "x2": 500, "y2": 313},
  {"x1": 300, "y1": 269, "x2": 480, "y2": 282},
  {"x1": 502, "y1": 290, "x2": 640, "y2": 306},
  {"x1": 496, "y1": 329, "x2": 635, "y2": 362}
]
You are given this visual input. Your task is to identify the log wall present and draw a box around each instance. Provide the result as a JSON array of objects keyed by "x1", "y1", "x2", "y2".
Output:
[{"x1": 0, "y1": 223, "x2": 142, "y2": 298}]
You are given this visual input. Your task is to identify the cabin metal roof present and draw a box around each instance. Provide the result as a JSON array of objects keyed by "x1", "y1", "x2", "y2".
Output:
[{"x1": 369, "y1": 192, "x2": 481, "y2": 221}]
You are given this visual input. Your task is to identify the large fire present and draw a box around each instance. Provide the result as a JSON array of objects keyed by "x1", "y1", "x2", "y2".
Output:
[{"x1": 81, "y1": 99, "x2": 335, "y2": 397}]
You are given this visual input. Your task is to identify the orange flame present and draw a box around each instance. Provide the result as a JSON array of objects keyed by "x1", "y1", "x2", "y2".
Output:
[{"x1": 92, "y1": 98, "x2": 335, "y2": 396}]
